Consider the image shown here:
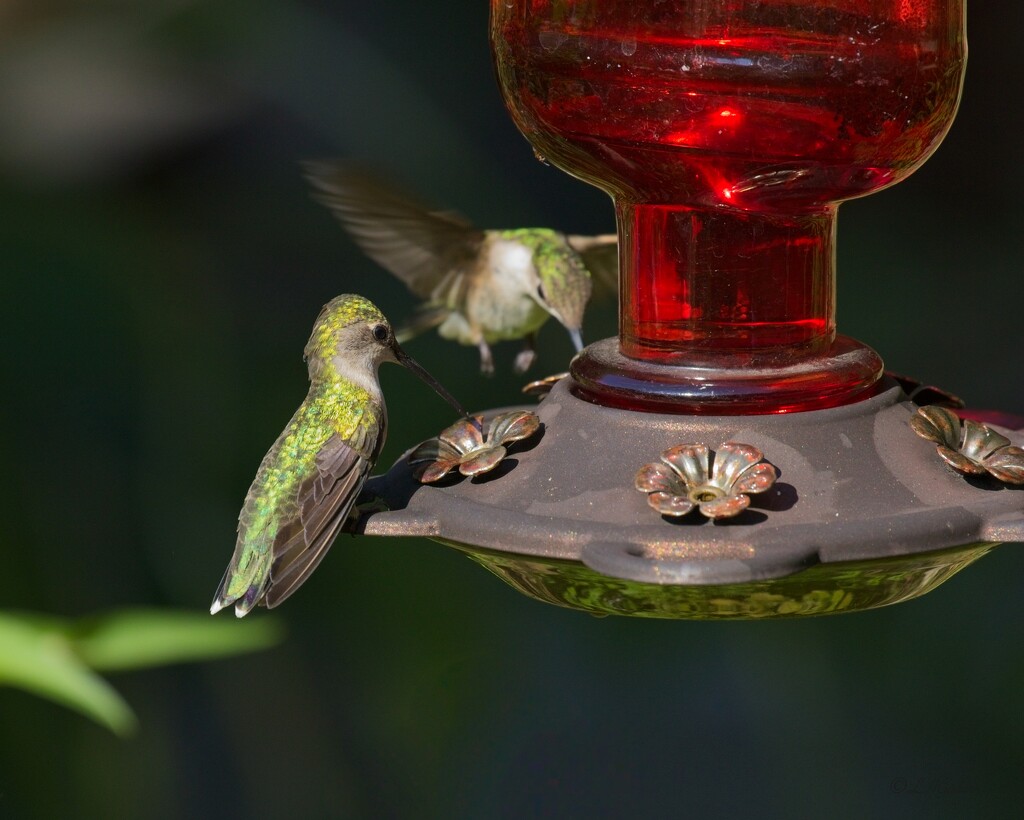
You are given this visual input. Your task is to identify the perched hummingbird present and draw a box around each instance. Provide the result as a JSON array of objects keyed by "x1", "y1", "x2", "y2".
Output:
[
  {"x1": 210, "y1": 294, "x2": 468, "y2": 616},
  {"x1": 304, "y1": 163, "x2": 617, "y2": 375}
]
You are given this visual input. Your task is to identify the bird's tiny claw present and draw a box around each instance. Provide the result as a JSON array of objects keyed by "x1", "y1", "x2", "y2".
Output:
[
  {"x1": 478, "y1": 340, "x2": 495, "y2": 376},
  {"x1": 514, "y1": 348, "x2": 537, "y2": 375}
]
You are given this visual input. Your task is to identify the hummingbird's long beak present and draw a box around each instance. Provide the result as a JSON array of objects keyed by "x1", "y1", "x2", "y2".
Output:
[
  {"x1": 569, "y1": 328, "x2": 584, "y2": 353},
  {"x1": 393, "y1": 341, "x2": 471, "y2": 418}
]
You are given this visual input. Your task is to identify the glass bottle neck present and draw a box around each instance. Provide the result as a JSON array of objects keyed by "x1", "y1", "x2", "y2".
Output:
[{"x1": 617, "y1": 201, "x2": 837, "y2": 367}]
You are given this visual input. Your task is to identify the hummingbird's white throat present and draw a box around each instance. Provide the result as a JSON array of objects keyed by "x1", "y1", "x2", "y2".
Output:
[{"x1": 326, "y1": 324, "x2": 392, "y2": 401}]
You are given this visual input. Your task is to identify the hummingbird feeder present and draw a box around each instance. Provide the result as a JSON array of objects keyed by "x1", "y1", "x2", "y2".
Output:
[{"x1": 361, "y1": 1, "x2": 1024, "y2": 619}]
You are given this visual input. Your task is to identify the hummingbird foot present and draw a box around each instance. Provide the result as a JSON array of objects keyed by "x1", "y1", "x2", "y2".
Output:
[
  {"x1": 345, "y1": 494, "x2": 391, "y2": 533},
  {"x1": 513, "y1": 336, "x2": 537, "y2": 374},
  {"x1": 478, "y1": 340, "x2": 495, "y2": 376}
]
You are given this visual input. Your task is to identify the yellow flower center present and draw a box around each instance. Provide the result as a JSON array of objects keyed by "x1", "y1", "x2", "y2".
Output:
[{"x1": 688, "y1": 485, "x2": 725, "y2": 504}]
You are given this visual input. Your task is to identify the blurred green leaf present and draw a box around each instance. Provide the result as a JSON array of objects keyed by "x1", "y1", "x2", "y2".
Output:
[
  {"x1": 69, "y1": 608, "x2": 284, "y2": 671},
  {"x1": 0, "y1": 612, "x2": 136, "y2": 737},
  {"x1": 0, "y1": 608, "x2": 283, "y2": 737}
]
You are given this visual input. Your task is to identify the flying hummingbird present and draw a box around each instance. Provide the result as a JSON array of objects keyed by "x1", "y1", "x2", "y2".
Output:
[
  {"x1": 210, "y1": 294, "x2": 468, "y2": 617},
  {"x1": 303, "y1": 163, "x2": 618, "y2": 375}
]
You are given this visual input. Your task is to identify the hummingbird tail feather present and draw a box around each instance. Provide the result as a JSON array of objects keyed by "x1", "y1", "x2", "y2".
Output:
[
  {"x1": 209, "y1": 564, "x2": 233, "y2": 614},
  {"x1": 233, "y1": 583, "x2": 265, "y2": 617},
  {"x1": 209, "y1": 579, "x2": 266, "y2": 618},
  {"x1": 210, "y1": 541, "x2": 273, "y2": 617}
]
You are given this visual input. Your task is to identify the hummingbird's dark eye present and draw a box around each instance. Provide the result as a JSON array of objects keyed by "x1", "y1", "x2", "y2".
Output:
[
  {"x1": 537, "y1": 284, "x2": 546, "y2": 301},
  {"x1": 371, "y1": 324, "x2": 389, "y2": 343}
]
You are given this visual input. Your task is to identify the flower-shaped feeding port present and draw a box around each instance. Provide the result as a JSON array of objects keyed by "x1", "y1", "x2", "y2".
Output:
[
  {"x1": 522, "y1": 372, "x2": 568, "y2": 400},
  {"x1": 635, "y1": 443, "x2": 777, "y2": 519},
  {"x1": 888, "y1": 372, "x2": 964, "y2": 409},
  {"x1": 409, "y1": 411, "x2": 540, "y2": 483},
  {"x1": 911, "y1": 406, "x2": 1024, "y2": 484}
]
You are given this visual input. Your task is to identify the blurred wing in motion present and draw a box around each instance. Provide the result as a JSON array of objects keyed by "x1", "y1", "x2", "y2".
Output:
[
  {"x1": 567, "y1": 233, "x2": 618, "y2": 297},
  {"x1": 304, "y1": 161, "x2": 484, "y2": 300},
  {"x1": 394, "y1": 305, "x2": 450, "y2": 344}
]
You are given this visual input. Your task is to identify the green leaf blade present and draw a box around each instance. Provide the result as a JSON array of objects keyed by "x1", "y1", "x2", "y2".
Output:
[
  {"x1": 0, "y1": 613, "x2": 137, "y2": 736},
  {"x1": 68, "y1": 608, "x2": 284, "y2": 671}
]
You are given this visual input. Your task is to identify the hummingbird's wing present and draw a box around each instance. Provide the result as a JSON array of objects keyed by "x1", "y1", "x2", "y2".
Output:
[
  {"x1": 304, "y1": 162, "x2": 485, "y2": 300},
  {"x1": 263, "y1": 434, "x2": 373, "y2": 609},
  {"x1": 394, "y1": 306, "x2": 450, "y2": 344},
  {"x1": 567, "y1": 233, "x2": 619, "y2": 297}
]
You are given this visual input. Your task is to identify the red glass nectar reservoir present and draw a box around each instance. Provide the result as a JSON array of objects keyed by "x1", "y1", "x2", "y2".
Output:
[{"x1": 492, "y1": 0, "x2": 966, "y2": 413}]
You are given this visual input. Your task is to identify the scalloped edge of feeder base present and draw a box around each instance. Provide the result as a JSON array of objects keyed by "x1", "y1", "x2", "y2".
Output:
[{"x1": 359, "y1": 378, "x2": 1024, "y2": 589}]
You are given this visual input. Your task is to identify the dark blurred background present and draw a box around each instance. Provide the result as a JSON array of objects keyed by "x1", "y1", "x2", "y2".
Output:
[{"x1": 1, "y1": 2, "x2": 1021, "y2": 817}]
